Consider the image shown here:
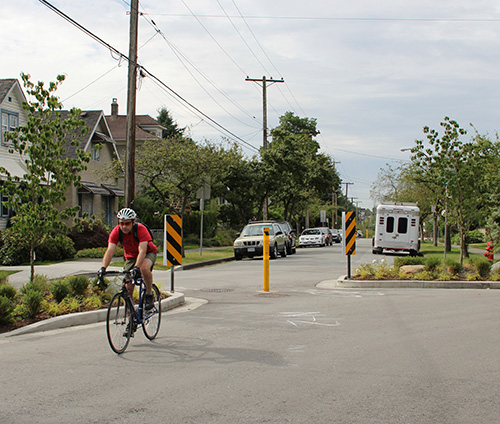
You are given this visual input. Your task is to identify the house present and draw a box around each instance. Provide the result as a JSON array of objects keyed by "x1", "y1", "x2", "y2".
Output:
[
  {"x1": 0, "y1": 82, "x2": 124, "y2": 229},
  {"x1": 0, "y1": 79, "x2": 29, "y2": 230},
  {"x1": 57, "y1": 110, "x2": 124, "y2": 225},
  {"x1": 105, "y1": 98, "x2": 165, "y2": 164}
]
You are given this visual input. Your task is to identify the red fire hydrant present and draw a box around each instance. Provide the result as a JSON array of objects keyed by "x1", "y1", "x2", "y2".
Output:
[{"x1": 484, "y1": 241, "x2": 494, "y2": 261}]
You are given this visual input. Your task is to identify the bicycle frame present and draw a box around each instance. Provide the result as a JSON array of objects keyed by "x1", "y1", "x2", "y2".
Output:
[{"x1": 118, "y1": 274, "x2": 155, "y2": 324}]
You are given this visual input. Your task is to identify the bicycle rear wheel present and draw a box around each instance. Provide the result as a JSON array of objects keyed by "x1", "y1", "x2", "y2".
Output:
[
  {"x1": 106, "y1": 292, "x2": 132, "y2": 354},
  {"x1": 142, "y1": 284, "x2": 161, "y2": 340}
]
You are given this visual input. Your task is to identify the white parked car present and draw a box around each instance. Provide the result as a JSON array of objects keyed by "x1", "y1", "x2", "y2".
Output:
[{"x1": 298, "y1": 228, "x2": 325, "y2": 248}]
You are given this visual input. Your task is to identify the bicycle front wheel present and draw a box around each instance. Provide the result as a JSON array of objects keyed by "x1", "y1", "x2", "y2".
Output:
[
  {"x1": 142, "y1": 284, "x2": 161, "y2": 340},
  {"x1": 106, "y1": 292, "x2": 132, "y2": 354}
]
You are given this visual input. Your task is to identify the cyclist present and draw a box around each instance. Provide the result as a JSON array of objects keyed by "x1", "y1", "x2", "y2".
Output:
[{"x1": 98, "y1": 208, "x2": 157, "y2": 312}]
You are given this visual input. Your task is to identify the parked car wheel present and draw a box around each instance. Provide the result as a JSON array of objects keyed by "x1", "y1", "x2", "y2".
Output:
[
  {"x1": 280, "y1": 244, "x2": 287, "y2": 257},
  {"x1": 270, "y1": 244, "x2": 278, "y2": 259}
]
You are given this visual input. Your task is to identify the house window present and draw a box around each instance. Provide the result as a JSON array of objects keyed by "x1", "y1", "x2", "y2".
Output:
[
  {"x1": 78, "y1": 193, "x2": 94, "y2": 216},
  {"x1": 1, "y1": 193, "x2": 10, "y2": 218},
  {"x1": 92, "y1": 143, "x2": 101, "y2": 161},
  {"x1": 1, "y1": 111, "x2": 19, "y2": 145}
]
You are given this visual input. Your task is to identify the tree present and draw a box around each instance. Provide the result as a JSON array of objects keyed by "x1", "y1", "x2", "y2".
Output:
[
  {"x1": 264, "y1": 112, "x2": 340, "y2": 222},
  {"x1": 370, "y1": 163, "x2": 406, "y2": 204},
  {"x1": 1, "y1": 74, "x2": 90, "y2": 281},
  {"x1": 412, "y1": 117, "x2": 490, "y2": 263},
  {"x1": 370, "y1": 162, "x2": 440, "y2": 245},
  {"x1": 472, "y1": 132, "x2": 500, "y2": 248},
  {"x1": 156, "y1": 107, "x2": 185, "y2": 138},
  {"x1": 212, "y1": 154, "x2": 263, "y2": 229},
  {"x1": 135, "y1": 136, "x2": 234, "y2": 253}
]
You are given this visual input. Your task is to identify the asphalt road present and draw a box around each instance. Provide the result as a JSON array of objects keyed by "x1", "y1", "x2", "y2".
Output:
[{"x1": 1, "y1": 239, "x2": 500, "y2": 423}]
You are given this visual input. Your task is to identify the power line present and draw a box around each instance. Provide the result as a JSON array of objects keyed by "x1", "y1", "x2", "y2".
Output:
[
  {"x1": 217, "y1": 0, "x2": 271, "y2": 76},
  {"x1": 62, "y1": 64, "x2": 122, "y2": 103},
  {"x1": 36, "y1": 0, "x2": 259, "y2": 153},
  {"x1": 139, "y1": 13, "x2": 261, "y2": 128},
  {"x1": 230, "y1": 1, "x2": 309, "y2": 123},
  {"x1": 179, "y1": 0, "x2": 248, "y2": 76}
]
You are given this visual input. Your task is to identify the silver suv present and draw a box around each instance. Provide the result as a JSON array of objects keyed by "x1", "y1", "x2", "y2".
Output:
[{"x1": 233, "y1": 221, "x2": 288, "y2": 260}]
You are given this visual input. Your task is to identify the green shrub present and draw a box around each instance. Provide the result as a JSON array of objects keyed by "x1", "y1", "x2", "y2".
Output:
[
  {"x1": 0, "y1": 283, "x2": 17, "y2": 300},
  {"x1": 452, "y1": 230, "x2": 485, "y2": 245},
  {"x1": 21, "y1": 289, "x2": 44, "y2": 318},
  {"x1": 0, "y1": 229, "x2": 30, "y2": 265},
  {"x1": 50, "y1": 279, "x2": 71, "y2": 303},
  {"x1": 75, "y1": 246, "x2": 124, "y2": 259},
  {"x1": 20, "y1": 275, "x2": 49, "y2": 295},
  {"x1": 354, "y1": 263, "x2": 376, "y2": 279},
  {"x1": 444, "y1": 258, "x2": 463, "y2": 275},
  {"x1": 58, "y1": 296, "x2": 80, "y2": 314},
  {"x1": 91, "y1": 276, "x2": 109, "y2": 292},
  {"x1": 394, "y1": 256, "x2": 425, "y2": 268},
  {"x1": 424, "y1": 257, "x2": 442, "y2": 272},
  {"x1": 0, "y1": 295, "x2": 14, "y2": 325},
  {"x1": 69, "y1": 220, "x2": 109, "y2": 251},
  {"x1": 82, "y1": 294, "x2": 102, "y2": 310},
  {"x1": 471, "y1": 258, "x2": 492, "y2": 279},
  {"x1": 65, "y1": 275, "x2": 89, "y2": 297},
  {"x1": 212, "y1": 228, "x2": 238, "y2": 247},
  {"x1": 415, "y1": 270, "x2": 438, "y2": 280},
  {"x1": 0, "y1": 230, "x2": 75, "y2": 265},
  {"x1": 35, "y1": 235, "x2": 76, "y2": 262}
]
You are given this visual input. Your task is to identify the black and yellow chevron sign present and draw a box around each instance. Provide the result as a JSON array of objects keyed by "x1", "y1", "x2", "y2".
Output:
[
  {"x1": 344, "y1": 211, "x2": 356, "y2": 255},
  {"x1": 166, "y1": 214, "x2": 182, "y2": 266}
]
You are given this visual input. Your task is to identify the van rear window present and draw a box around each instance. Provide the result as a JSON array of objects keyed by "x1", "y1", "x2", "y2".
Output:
[
  {"x1": 386, "y1": 217, "x2": 394, "y2": 233},
  {"x1": 398, "y1": 217, "x2": 408, "y2": 234}
]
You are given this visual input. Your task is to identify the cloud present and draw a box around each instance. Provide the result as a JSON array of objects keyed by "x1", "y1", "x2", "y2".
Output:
[{"x1": 3, "y1": 0, "x2": 500, "y2": 208}]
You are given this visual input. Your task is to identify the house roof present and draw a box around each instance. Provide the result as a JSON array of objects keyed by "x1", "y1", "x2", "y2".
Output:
[
  {"x1": 56, "y1": 110, "x2": 120, "y2": 160},
  {"x1": 0, "y1": 154, "x2": 28, "y2": 181},
  {"x1": 105, "y1": 114, "x2": 164, "y2": 142},
  {"x1": 0, "y1": 79, "x2": 18, "y2": 104}
]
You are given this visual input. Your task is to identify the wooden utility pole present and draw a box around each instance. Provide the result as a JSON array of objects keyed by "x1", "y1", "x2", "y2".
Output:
[
  {"x1": 125, "y1": 0, "x2": 139, "y2": 207},
  {"x1": 245, "y1": 76, "x2": 284, "y2": 219}
]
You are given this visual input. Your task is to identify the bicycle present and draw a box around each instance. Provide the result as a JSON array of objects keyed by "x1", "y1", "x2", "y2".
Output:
[{"x1": 99, "y1": 270, "x2": 162, "y2": 354}]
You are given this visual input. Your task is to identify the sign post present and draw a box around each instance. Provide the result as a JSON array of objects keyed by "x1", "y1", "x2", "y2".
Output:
[
  {"x1": 263, "y1": 227, "x2": 270, "y2": 292},
  {"x1": 342, "y1": 211, "x2": 356, "y2": 279},
  {"x1": 164, "y1": 214, "x2": 182, "y2": 292}
]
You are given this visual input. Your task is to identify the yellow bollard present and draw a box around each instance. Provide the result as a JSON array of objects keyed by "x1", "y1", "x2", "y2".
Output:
[{"x1": 263, "y1": 227, "x2": 270, "y2": 292}]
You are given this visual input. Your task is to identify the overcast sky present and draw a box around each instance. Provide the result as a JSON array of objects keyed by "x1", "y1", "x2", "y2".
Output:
[{"x1": 3, "y1": 0, "x2": 500, "y2": 210}]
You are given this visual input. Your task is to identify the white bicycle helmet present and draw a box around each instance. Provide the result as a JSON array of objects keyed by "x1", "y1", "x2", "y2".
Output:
[{"x1": 117, "y1": 208, "x2": 137, "y2": 220}]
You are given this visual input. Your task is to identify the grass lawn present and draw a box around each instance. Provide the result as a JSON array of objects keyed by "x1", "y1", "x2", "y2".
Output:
[
  {"x1": 420, "y1": 241, "x2": 486, "y2": 262},
  {"x1": 110, "y1": 247, "x2": 235, "y2": 271},
  {"x1": 0, "y1": 270, "x2": 21, "y2": 282}
]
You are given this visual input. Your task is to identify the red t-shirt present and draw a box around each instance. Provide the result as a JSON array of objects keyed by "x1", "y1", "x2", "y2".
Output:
[{"x1": 109, "y1": 223, "x2": 157, "y2": 259}]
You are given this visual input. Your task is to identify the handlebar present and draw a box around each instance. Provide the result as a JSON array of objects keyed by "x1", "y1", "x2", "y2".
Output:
[{"x1": 97, "y1": 270, "x2": 141, "y2": 285}]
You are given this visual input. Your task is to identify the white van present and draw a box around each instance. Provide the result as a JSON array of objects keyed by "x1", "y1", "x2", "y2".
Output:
[{"x1": 372, "y1": 203, "x2": 420, "y2": 256}]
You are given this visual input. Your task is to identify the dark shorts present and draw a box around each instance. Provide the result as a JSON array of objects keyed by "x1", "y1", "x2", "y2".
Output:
[{"x1": 124, "y1": 252, "x2": 157, "y2": 272}]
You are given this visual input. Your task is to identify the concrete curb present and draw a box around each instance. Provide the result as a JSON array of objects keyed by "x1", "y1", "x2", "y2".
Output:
[
  {"x1": 4, "y1": 291, "x2": 185, "y2": 337},
  {"x1": 181, "y1": 256, "x2": 235, "y2": 270},
  {"x1": 317, "y1": 276, "x2": 500, "y2": 290}
]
